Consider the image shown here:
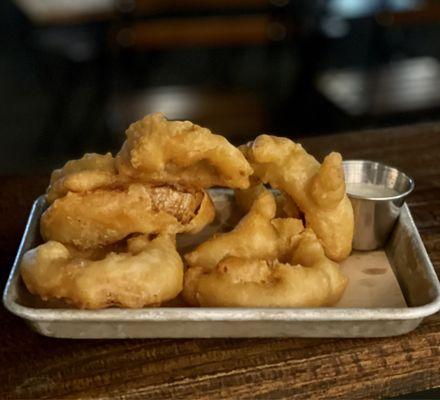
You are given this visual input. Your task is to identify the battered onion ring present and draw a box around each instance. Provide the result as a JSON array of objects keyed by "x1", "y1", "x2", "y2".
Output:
[
  {"x1": 46, "y1": 153, "x2": 120, "y2": 203},
  {"x1": 240, "y1": 135, "x2": 354, "y2": 261},
  {"x1": 183, "y1": 190, "x2": 307, "y2": 305},
  {"x1": 186, "y1": 229, "x2": 347, "y2": 307},
  {"x1": 41, "y1": 184, "x2": 215, "y2": 250},
  {"x1": 185, "y1": 189, "x2": 303, "y2": 271},
  {"x1": 20, "y1": 235, "x2": 183, "y2": 309},
  {"x1": 115, "y1": 112, "x2": 253, "y2": 189}
]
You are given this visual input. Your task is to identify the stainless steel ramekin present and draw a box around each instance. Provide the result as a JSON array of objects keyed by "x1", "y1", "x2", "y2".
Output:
[{"x1": 343, "y1": 160, "x2": 415, "y2": 250}]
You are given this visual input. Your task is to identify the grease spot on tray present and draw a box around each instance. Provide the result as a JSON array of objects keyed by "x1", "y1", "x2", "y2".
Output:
[
  {"x1": 363, "y1": 268, "x2": 386, "y2": 275},
  {"x1": 336, "y1": 250, "x2": 406, "y2": 308}
]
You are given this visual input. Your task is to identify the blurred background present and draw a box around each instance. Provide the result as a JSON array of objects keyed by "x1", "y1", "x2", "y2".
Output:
[{"x1": 1, "y1": 0, "x2": 440, "y2": 174}]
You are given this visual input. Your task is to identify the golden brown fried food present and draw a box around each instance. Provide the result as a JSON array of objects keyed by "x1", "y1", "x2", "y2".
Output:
[
  {"x1": 46, "y1": 153, "x2": 120, "y2": 203},
  {"x1": 115, "y1": 113, "x2": 253, "y2": 189},
  {"x1": 235, "y1": 183, "x2": 300, "y2": 218},
  {"x1": 41, "y1": 184, "x2": 215, "y2": 249},
  {"x1": 183, "y1": 190, "x2": 309, "y2": 305},
  {"x1": 20, "y1": 234, "x2": 183, "y2": 309},
  {"x1": 185, "y1": 189, "x2": 303, "y2": 271},
  {"x1": 29, "y1": 112, "x2": 353, "y2": 310},
  {"x1": 186, "y1": 229, "x2": 347, "y2": 307},
  {"x1": 240, "y1": 135, "x2": 354, "y2": 261},
  {"x1": 234, "y1": 183, "x2": 266, "y2": 213}
]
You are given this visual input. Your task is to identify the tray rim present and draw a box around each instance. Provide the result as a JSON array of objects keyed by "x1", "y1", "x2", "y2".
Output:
[{"x1": 3, "y1": 196, "x2": 440, "y2": 323}]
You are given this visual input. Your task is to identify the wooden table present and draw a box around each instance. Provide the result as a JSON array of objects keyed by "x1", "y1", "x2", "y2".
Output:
[{"x1": 1, "y1": 123, "x2": 439, "y2": 399}]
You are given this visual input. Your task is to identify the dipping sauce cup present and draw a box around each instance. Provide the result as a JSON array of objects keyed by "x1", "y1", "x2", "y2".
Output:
[{"x1": 343, "y1": 160, "x2": 415, "y2": 251}]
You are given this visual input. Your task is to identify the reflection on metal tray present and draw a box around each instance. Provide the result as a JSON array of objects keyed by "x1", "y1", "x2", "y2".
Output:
[{"x1": 3, "y1": 190, "x2": 440, "y2": 338}]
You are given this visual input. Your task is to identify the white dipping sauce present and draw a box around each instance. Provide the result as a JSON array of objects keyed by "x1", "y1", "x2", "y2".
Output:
[{"x1": 346, "y1": 182, "x2": 400, "y2": 198}]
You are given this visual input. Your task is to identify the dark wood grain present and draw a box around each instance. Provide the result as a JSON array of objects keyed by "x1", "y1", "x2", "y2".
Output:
[{"x1": 1, "y1": 123, "x2": 440, "y2": 399}]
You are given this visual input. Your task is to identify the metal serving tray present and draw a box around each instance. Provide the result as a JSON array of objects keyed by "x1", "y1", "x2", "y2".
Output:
[{"x1": 3, "y1": 193, "x2": 440, "y2": 338}]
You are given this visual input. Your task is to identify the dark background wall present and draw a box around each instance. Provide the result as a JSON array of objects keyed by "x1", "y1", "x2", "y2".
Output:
[{"x1": 2, "y1": 0, "x2": 440, "y2": 174}]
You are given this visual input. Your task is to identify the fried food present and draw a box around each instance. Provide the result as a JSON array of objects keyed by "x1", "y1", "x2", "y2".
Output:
[
  {"x1": 184, "y1": 190, "x2": 347, "y2": 306},
  {"x1": 46, "y1": 153, "x2": 120, "y2": 203},
  {"x1": 185, "y1": 229, "x2": 347, "y2": 307},
  {"x1": 240, "y1": 135, "x2": 354, "y2": 261},
  {"x1": 25, "y1": 113, "x2": 354, "y2": 310},
  {"x1": 234, "y1": 183, "x2": 266, "y2": 213},
  {"x1": 20, "y1": 234, "x2": 183, "y2": 309},
  {"x1": 41, "y1": 184, "x2": 215, "y2": 249},
  {"x1": 185, "y1": 189, "x2": 303, "y2": 271},
  {"x1": 235, "y1": 183, "x2": 300, "y2": 218},
  {"x1": 115, "y1": 112, "x2": 253, "y2": 189}
]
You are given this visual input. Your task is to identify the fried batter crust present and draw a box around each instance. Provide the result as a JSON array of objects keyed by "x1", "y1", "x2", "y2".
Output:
[
  {"x1": 183, "y1": 190, "x2": 347, "y2": 307},
  {"x1": 41, "y1": 184, "x2": 215, "y2": 249},
  {"x1": 240, "y1": 135, "x2": 354, "y2": 261},
  {"x1": 115, "y1": 113, "x2": 253, "y2": 189},
  {"x1": 20, "y1": 235, "x2": 184, "y2": 309},
  {"x1": 188, "y1": 229, "x2": 347, "y2": 307},
  {"x1": 46, "y1": 153, "x2": 119, "y2": 203},
  {"x1": 185, "y1": 189, "x2": 303, "y2": 271}
]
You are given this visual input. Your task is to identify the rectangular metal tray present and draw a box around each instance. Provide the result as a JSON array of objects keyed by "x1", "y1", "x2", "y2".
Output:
[{"x1": 3, "y1": 194, "x2": 440, "y2": 338}]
